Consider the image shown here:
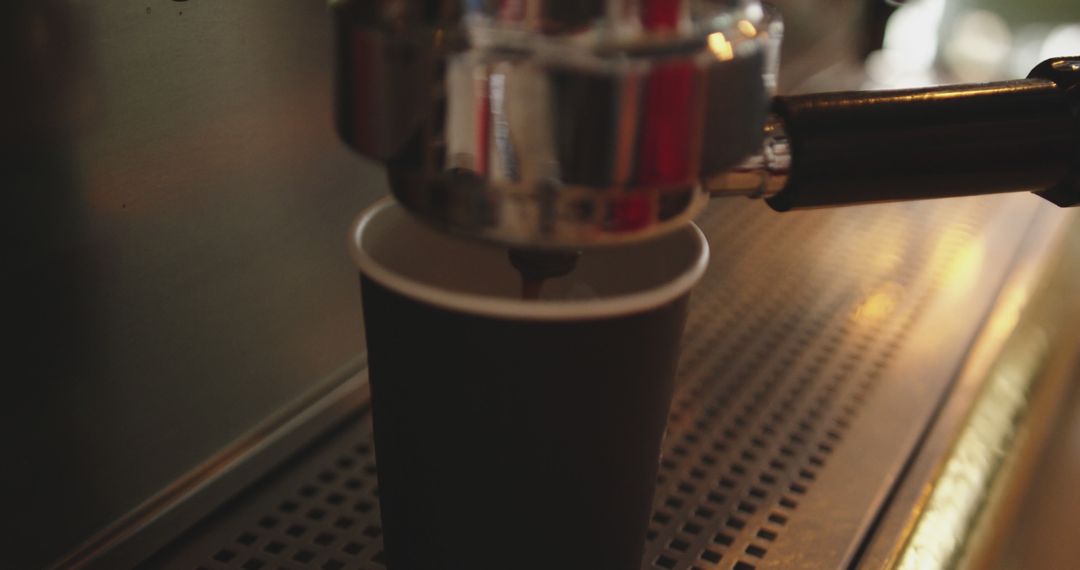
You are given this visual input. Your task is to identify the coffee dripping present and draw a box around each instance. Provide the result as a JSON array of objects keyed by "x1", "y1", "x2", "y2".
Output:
[{"x1": 507, "y1": 249, "x2": 580, "y2": 300}]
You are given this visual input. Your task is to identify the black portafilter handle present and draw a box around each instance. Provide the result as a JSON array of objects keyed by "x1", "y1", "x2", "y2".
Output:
[{"x1": 763, "y1": 56, "x2": 1080, "y2": 211}]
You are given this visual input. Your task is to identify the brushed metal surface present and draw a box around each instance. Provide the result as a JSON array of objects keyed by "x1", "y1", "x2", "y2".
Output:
[
  {"x1": 856, "y1": 205, "x2": 1075, "y2": 569},
  {"x1": 135, "y1": 193, "x2": 1061, "y2": 570},
  {"x1": 3, "y1": 2, "x2": 383, "y2": 568},
  {"x1": 854, "y1": 205, "x2": 1080, "y2": 570},
  {"x1": 643, "y1": 194, "x2": 1054, "y2": 570}
]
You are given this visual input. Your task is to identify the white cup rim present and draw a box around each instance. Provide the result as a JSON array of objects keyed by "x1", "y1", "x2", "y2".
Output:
[{"x1": 349, "y1": 197, "x2": 710, "y2": 321}]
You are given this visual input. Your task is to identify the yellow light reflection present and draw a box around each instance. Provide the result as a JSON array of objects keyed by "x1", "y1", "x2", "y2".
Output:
[
  {"x1": 985, "y1": 285, "x2": 1027, "y2": 340},
  {"x1": 939, "y1": 235, "x2": 985, "y2": 298},
  {"x1": 737, "y1": 20, "x2": 758, "y2": 38},
  {"x1": 708, "y1": 32, "x2": 734, "y2": 61},
  {"x1": 854, "y1": 283, "x2": 905, "y2": 323},
  {"x1": 895, "y1": 325, "x2": 1048, "y2": 570}
]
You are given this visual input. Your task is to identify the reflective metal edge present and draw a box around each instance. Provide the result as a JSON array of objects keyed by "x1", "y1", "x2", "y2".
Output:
[
  {"x1": 760, "y1": 195, "x2": 1054, "y2": 569},
  {"x1": 957, "y1": 269, "x2": 1080, "y2": 570},
  {"x1": 54, "y1": 359, "x2": 370, "y2": 570},
  {"x1": 856, "y1": 204, "x2": 1080, "y2": 569}
]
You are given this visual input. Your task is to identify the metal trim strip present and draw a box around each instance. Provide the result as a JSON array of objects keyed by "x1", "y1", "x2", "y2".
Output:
[{"x1": 54, "y1": 358, "x2": 370, "y2": 570}]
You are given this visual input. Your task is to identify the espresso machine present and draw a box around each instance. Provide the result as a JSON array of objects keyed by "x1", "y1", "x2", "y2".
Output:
[
  {"x1": 10, "y1": 1, "x2": 1080, "y2": 569},
  {"x1": 333, "y1": 0, "x2": 1079, "y2": 250}
]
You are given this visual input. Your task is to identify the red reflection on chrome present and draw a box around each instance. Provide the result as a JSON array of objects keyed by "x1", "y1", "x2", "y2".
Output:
[
  {"x1": 636, "y1": 62, "x2": 696, "y2": 186},
  {"x1": 610, "y1": 193, "x2": 653, "y2": 232},
  {"x1": 642, "y1": 0, "x2": 680, "y2": 30}
]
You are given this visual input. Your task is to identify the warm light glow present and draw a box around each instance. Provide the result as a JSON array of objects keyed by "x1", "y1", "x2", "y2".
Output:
[
  {"x1": 985, "y1": 285, "x2": 1027, "y2": 339},
  {"x1": 737, "y1": 20, "x2": 758, "y2": 38},
  {"x1": 939, "y1": 235, "x2": 985, "y2": 298},
  {"x1": 708, "y1": 32, "x2": 734, "y2": 61},
  {"x1": 854, "y1": 283, "x2": 904, "y2": 322},
  {"x1": 895, "y1": 324, "x2": 1048, "y2": 570},
  {"x1": 920, "y1": 227, "x2": 985, "y2": 303}
]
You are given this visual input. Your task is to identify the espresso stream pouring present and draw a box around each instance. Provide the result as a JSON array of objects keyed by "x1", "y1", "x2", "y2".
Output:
[{"x1": 334, "y1": 0, "x2": 1080, "y2": 250}]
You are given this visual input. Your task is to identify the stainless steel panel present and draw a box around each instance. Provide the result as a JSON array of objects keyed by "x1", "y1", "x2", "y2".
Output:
[
  {"x1": 644, "y1": 195, "x2": 1056, "y2": 570},
  {"x1": 3, "y1": 2, "x2": 384, "y2": 568},
  {"x1": 135, "y1": 193, "x2": 1061, "y2": 570},
  {"x1": 859, "y1": 205, "x2": 1080, "y2": 569}
]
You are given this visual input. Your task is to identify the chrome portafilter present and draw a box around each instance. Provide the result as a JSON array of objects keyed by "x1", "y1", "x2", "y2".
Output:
[
  {"x1": 334, "y1": 0, "x2": 1080, "y2": 253},
  {"x1": 334, "y1": 0, "x2": 781, "y2": 250}
]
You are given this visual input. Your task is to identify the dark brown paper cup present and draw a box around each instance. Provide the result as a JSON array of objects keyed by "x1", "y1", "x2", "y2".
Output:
[{"x1": 350, "y1": 198, "x2": 708, "y2": 569}]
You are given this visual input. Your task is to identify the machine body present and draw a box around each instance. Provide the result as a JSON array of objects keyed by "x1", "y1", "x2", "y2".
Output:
[
  {"x1": 334, "y1": 0, "x2": 778, "y2": 247},
  {"x1": 334, "y1": 0, "x2": 1080, "y2": 249}
]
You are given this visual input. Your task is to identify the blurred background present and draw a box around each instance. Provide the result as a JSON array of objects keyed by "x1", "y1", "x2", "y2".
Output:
[{"x1": 776, "y1": 0, "x2": 1080, "y2": 92}]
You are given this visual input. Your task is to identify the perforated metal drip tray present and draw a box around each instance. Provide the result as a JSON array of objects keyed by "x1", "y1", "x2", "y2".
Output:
[{"x1": 140, "y1": 194, "x2": 1045, "y2": 570}]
